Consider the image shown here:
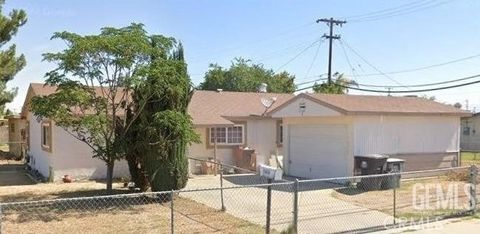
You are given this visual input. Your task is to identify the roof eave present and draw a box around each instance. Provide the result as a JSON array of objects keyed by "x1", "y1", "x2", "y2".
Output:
[{"x1": 345, "y1": 111, "x2": 472, "y2": 117}]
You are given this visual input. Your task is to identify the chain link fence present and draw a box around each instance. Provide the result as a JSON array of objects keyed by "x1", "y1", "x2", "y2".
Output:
[{"x1": 0, "y1": 166, "x2": 478, "y2": 233}]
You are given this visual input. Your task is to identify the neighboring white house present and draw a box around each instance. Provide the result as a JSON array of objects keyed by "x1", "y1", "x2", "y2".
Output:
[
  {"x1": 460, "y1": 113, "x2": 480, "y2": 150},
  {"x1": 268, "y1": 93, "x2": 471, "y2": 179},
  {"x1": 21, "y1": 83, "x2": 471, "y2": 181}
]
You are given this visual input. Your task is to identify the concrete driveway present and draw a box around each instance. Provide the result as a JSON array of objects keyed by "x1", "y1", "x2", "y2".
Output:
[{"x1": 183, "y1": 174, "x2": 392, "y2": 233}]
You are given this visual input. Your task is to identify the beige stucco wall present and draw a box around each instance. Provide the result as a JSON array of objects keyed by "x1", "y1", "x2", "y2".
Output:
[
  {"x1": 281, "y1": 115, "x2": 460, "y2": 177},
  {"x1": 354, "y1": 115, "x2": 460, "y2": 171},
  {"x1": 188, "y1": 118, "x2": 282, "y2": 173},
  {"x1": 51, "y1": 123, "x2": 130, "y2": 181},
  {"x1": 27, "y1": 112, "x2": 52, "y2": 178},
  {"x1": 271, "y1": 97, "x2": 341, "y2": 118},
  {"x1": 27, "y1": 112, "x2": 130, "y2": 182},
  {"x1": 354, "y1": 115, "x2": 460, "y2": 155}
]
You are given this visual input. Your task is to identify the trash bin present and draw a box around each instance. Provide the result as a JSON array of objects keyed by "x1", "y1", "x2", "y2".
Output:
[
  {"x1": 354, "y1": 154, "x2": 389, "y2": 191},
  {"x1": 382, "y1": 158, "x2": 405, "y2": 189}
]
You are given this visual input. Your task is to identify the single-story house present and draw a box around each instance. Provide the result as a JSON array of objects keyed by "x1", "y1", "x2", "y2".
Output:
[
  {"x1": 21, "y1": 83, "x2": 291, "y2": 182},
  {"x1": 460, "y1": 113, "x2": 480, "y2": 150},
  {"x1": 267, "y1": 93, "x2": 470, "y2": 178},
  {"x1": 21, "y1": 83, "x2": 130, "y2": 182},
  {"x1": 187, "y1": 89, "x2": 293, "y2": 172},
  {"x1": 21, "y1": 83, "x2": 471, "y2": 181}
]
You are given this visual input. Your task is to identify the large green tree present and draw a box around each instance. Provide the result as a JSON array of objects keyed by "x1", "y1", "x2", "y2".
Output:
[
  {"x1": 125, "y1": 41, "x2": 199, "y2": 192},
  {"x1": 199, "y1": 58, "x2": 296, "y2": 93},
  {"x1": 0, "y1": 0, "x2": 27, "y2": 113},
  {"x1": 31, "y1": 23, "x2": 193, "y2": 191},
  {"x1": 313, "y1": 73, "x2": 357, "y2": 94}
]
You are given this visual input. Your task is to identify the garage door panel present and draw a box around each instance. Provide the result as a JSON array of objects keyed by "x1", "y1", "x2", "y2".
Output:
[{"x1": 289, "y1": 124, "x2": 349, "y2": 179}]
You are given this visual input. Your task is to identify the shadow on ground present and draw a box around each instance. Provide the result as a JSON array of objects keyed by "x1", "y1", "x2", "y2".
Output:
[
  {"x1": 222, "y1": 174, "x2": 347, "y2": 192},
  {"x1": 0, "y1": 164, "x2": 35, "y2": 186}
]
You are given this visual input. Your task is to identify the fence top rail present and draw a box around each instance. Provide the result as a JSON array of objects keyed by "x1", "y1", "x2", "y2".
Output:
[
  {"x1": 298, "y1": 166, "x2": 470, "y2": 183},
  {"x1": 188, "y1": 156, "x2": 256, "y2": 173},
  {"x1": 461, "y1": 150, "x2": 480, "y2": 153},
  {"x1": 179, "y1": 180, "x2": 295, "y2": 193},
  {"x1": 0, "y1": 181, "x2": 295, "y2": 207},
  {"x1": 0, "y1": 166, "x2": 471, "y2": 207},
  {"x1": 0, "y1": 190, "x2": 172, "y2": 207}
]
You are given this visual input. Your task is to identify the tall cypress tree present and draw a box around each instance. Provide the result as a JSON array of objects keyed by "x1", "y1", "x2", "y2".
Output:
[
  {"x1": 0, "y1": 1, "x2": 27, "y2": 113},
  {"x1": 126, "y1": 40, "x2": 198, "y2": 191}
]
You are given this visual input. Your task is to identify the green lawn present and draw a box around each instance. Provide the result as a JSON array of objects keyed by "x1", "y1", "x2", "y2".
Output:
[
  {"x1": 461, "y1": 152, "x2": 480, "y2": 161},
  {"x1": 461, "y1": 151, "x2": 480, "y2": 166}
]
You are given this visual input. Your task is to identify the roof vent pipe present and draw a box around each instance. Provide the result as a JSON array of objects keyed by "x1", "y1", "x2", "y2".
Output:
[{"x1": 258, "y1": 83, "x2": 268, "y2": 93}]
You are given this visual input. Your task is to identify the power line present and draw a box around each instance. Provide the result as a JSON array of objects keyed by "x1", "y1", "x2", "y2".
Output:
[
  {"x1": 340, "y1": 39, "x2": 409, "y2": 89},
  {"x1": 348, "y1": 0, "x2": 438, "y2": 21},
  {"x1": 339, "y1": 78, "x2": 480, "y2": 93},
  {"x1": 275, "y1": 38, "x2": 323, "y2": 72},
  {"x1": 303, "y1": 40, "x2": 322, "y2": 80},
  {"x1": 296, "y1": 72, "x2": 480, "y2": 88},
  {"x1": 336, "y1": 40, "x2": 359, "y2": 81},
  {"x1": 187, "y1": 21, "x2": 317, "y2": 63},
  {"x1": 296, "y1": 76, "x2": 327, "y2": 86},
  {"x1": 344, "y1": 0, "x2": 433, "y2": 19},
  {"x1": 254, "y1": 38, "x2": 319, "y2": 63},
  {"x1": 344, "y1": 53, "x2": 480, "y2": 77},
  {"x1": 348, "y1": 0, "x2": 456, "y2": 23},
  {"x1": 296, "y1": 74, "x2": 480, "y2": 93},
  {"x1": 355, "y1": 73, "x2": 480, "y2": 88}
]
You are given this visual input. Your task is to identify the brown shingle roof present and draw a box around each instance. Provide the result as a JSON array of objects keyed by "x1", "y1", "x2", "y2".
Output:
[
  {"x1": 268, "y1": 93, "x2": 471, "y2": 116},
  {"x1": 188, "y1": 90, "x2": 294, "y2": 126},
  {"x1": 22, "y1": 83, "x2": 130, "y2": 117}
]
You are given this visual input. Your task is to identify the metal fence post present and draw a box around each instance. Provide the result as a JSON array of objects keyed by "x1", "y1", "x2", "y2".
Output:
[
  {"x1": 220, "y1": 165, "x2": 226, "y2": 211},
  {"x1": 393, "y1": 183, "x2": 396, "y2": 225},
  {"x1": 0, "y1": 203, "x2": 3, "y2": 234},
  {"x1": 170, "y1": 190, "x2": 174, "y2": 234},
  {"x1": 293, "y1": 179, "x2": 299, "y2": 233},
  {"x1": 266, "y1": 178, "x2": 272, "y2": 234},
  {"x1": 469, "y1": 165, "x2": 478, "y2": 214}
]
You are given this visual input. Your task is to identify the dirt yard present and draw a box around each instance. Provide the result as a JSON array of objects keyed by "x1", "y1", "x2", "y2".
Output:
[
  {"x1": 333, "y1": 175, "x2": 476, "y2": 220},
  {"x1": 0, "y1": 181, "x2": 268, "y2": 233}
]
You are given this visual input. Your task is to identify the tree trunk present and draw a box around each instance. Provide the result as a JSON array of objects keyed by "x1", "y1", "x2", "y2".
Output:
[
  {"x1": 106, "y1": 160, "x2": 115, "y2": 192},
  {"x1": 126, "y1": 153, "x2": 150, "y2": 191}
]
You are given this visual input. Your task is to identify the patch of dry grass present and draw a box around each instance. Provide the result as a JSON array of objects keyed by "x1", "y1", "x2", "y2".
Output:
[
  {"x1": 2, "y1": 197, "x2": 266, "y2": 234},
  {"x1": 0, "y1": 182, "x2": 267, "y2": 233},
  {"x1": 332, "y1": 176, "x2": 473, "y2": 220},
  {"x1": 0, "y1": 181, "x2": 129, "y2": 202}
]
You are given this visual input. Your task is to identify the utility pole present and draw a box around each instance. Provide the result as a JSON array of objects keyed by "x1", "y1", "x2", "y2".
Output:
[{"x1": 317, "y1": 18, "x2": 346, "y2": 85}]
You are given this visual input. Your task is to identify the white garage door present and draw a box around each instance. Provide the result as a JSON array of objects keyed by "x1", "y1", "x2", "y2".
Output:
[{"x1": 288, "y1": 124, "x2": 349, "y2": 179}]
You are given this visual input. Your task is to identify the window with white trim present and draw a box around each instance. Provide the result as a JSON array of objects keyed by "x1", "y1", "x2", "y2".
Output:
[
  {"x1": 279, "y1": 123, "x2": 283, "y2": 144},
  {"x1": 210, "y1": 125, "x2": 244, "y2": 145},
  {"x1": 41, "y1": 121, "x2": 52, "y2": 151}
]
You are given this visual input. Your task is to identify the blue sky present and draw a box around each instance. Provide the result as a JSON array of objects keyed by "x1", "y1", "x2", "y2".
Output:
[{"x1": 4, "y1": 0, "x2": 480, "y2": 112}]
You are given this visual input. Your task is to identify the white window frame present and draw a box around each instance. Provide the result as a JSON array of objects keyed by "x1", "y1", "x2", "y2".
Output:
[
  {"x1": 210, "y1": 125, "x2": 245, "y2": 145},
  {"x1": 279, "y1": 123, "x2": 283, "y2": 144},
  {"x1": 41, "y1": 121, "x2": 52, "y2": 151}
]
